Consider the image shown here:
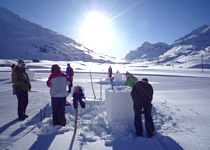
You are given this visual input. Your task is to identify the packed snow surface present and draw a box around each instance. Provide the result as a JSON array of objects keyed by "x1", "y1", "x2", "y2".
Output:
[{"x1": 0, "y1": 59, "x2": 210, "y2": 150}]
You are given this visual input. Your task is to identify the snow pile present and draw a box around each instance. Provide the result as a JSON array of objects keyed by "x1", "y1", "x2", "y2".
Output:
[
  {"x1": 15, "y1": 98, "x2": 183, "y2": 150},
  {"x1": 33, "y1": 101, "x2": 109, "y2": 143}
]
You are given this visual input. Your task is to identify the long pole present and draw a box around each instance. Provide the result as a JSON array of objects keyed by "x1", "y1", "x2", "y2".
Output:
[
  {"x1": 40, "y1": 109, "x2": 42, "y2": 121},
  {"x1": 201, "y1": 54, "x2": 203, "y2": 73},
  {"x1": 110, "y1": 77, "x2": 114, "y2": 91},
  {"x1": 100, "y1": 78, "x2": 102, "y2": 100},
  {"x1": 90, "y1": 71, "x2": 96, "y2": 100},
  {"x1": 88, "y1": 50, "x2": 96, "y2": 100},
  {"x1": 44, "y1": 107, "x2": 46, "y2": 119},
  {"x1": 74, "y1": 100, "x2": 78, "y2": 133}
]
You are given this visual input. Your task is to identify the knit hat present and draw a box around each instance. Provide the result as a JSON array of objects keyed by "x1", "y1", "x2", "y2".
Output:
[
  {"x1": 18, "y1": 59, "x2": 25, "y2": 67},
  {"x1": 142, "y1": 78, "x2": 148, "y2": 83},
  {"x1": 125, "y1": 71, "x2": 131, "y2": 77},
  {"x1": 11, "y1": 64, "x2": 15, "y2": 69},
  {"x1": 125, "y1": 71, "x2": 130, "y2": 75}
]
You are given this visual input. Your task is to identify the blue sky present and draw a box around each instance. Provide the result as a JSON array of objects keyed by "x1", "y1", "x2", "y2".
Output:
[{"x1": 1, "y1": 0, "x2": 210, "y2": 58}]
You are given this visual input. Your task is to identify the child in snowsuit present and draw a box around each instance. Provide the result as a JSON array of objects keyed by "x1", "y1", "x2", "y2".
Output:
[{"x1": 72, "y1": 86, "x2": 85, "y2": 109}]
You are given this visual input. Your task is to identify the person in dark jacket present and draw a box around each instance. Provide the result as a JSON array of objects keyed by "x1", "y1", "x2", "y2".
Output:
[
  {"x1": 108, "y1": 66, "x2": 112, "y2": 79},
  {"x1": 66, "y1": 63, "x2": 74, "y2": 93},
  {"x1": 131, "y1": 78, "x2": 155, "y2": 138},
  {"x1": 11, "y1": 64, "x2": 16, "y2": 95},
  {"x1": 47, "y1": 64, "x2": 71, "y2": 126},
  {"x1": 12, "y1": 59, "x2": 31, "y2": 120}
]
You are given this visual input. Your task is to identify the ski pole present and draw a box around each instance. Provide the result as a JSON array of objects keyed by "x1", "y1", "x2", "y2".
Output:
[
  {"x1": 89, "y1": 71, "x2": 96, "y2": 100},
  {"x1": 44, "y1": 107, "x2": 46, "y2": 119},
  {"x1": 74, "y1": 100, "x2": 79, "y2": 133},
  {"x1": 110, "y1": 77, "x2": 114, "y2": 91},
  {"x1": 100, "y1": 78, "x2": 102, "y2": 100},
  {"x1": 40, "y1": 109, "x2": 42, "y2": 121}
]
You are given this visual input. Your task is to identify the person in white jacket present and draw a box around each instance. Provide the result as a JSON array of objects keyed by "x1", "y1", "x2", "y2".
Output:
[{"x1": 47, "y1": 64, "x2": 71, "y2": 126}]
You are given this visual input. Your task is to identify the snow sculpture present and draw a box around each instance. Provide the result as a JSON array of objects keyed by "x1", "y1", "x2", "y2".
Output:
[
  {"x1": 114, "y1": 72, "x2": 122, "y2": 81},
  {"x1": 105, "y1": 86, "x2": 134, "y2": 122}
]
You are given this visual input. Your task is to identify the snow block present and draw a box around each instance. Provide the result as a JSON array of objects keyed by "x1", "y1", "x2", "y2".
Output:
[
  {"x1": 114, "y1": 73, "x2": 122, "y2": 81},
  {"x1": 105, "y1": 86, "x2": 134, "y2": 122}
]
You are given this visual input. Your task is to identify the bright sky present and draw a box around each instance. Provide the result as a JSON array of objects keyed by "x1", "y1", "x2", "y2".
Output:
[{"x1": 1, "y1": 0, "x2": 210, "y2": 58}]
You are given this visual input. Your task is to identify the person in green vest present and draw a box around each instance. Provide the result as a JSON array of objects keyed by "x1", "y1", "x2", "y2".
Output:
[
  {"x1": 12, "y1": 59, "x2": 31, "y2": 120},
  {"x1": 125, "y1": 71, "x2": 138, "y2": 87}
]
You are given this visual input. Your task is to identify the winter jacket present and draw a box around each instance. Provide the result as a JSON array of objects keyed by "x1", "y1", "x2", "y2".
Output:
[
  {"x1": 108, "y1": 67, "x2": 112, "y2": 77},
  {"x1": 12, "y1": 66, "x2": 31, "y2": 91},
  {"x1": 47, "y1": 71, "x2": 71, "y2": 97},
  {"x1": 125, "y1": 75, "x2": 138, "y2": 87},
  {"x1": 131, "y1": 81, "x2": 153, "y2": 106},
  {"x1": 66, "y1": 67, "x2": 74, "y2": 78}
]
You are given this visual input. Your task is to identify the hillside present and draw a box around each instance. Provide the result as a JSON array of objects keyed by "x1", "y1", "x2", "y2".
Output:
[
  {"x1": 0, "y1": 7, "x2": 115, "y2": 63},
  {"x1": 125, "y1": 42, "x2": 170, "y2": 61},
  {"x1": 160, "y1": 25, "x2": 210, "y2": 68},
  {"x1": 125, "y1": 25, "x2": 210, "y2": 68}
]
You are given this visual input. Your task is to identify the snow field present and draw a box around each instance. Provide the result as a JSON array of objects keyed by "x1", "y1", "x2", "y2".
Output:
[{"x1": 0, "y1": 60, "x2": 210, "y2": 149}]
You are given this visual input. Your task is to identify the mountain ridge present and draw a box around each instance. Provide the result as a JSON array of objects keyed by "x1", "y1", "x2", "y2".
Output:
[
  {"x1": 125, "y1": 25, "x2": 210, "y2": 68},
  {"x1": 0, "y1": 6, "x2": 116, "y2": 63}
]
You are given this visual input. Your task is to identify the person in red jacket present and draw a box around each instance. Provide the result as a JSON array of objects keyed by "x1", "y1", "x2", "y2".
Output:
[{"x1": 47, "y1": 64, "x2": 71, "y2": 126}]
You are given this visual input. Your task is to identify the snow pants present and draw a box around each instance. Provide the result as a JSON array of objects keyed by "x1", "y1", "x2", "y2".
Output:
[
  {"x1": 68, "y1": 80, "x2": 73, "y2": 92},
  {"x1": 51, "y1": 97, "x2": 66, "y2": 126},
  {"x1": 15, "y1": 89, "x2": 28, "y2": 119},
  {"x1": 133, "y1": 103, "x2": 155, "y2": 137}
]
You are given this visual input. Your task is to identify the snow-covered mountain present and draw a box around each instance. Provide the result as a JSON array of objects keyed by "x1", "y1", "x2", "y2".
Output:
[
  {"x1": 0, "y1": 7, "x2": 115, "y2": 63},
  {"x1": 173, "y1": 25, "x2": 210, "y2": 49},
  {"x1": 125, "y1": 42, "x2": 170, "y2": 61},
  {"x1": 159, "y1": 25, "x2": 210, "y2": 68},
  {"x1": 125, "y1": 25, "x2": 210, "y2": 68}
]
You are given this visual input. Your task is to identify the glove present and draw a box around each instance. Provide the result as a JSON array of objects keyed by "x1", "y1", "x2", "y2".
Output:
[
  {"x1": 79, "y1": 100, "x2": 85, "y2": 109},
  {"x1": 28, "y1": 82, "x2": 31, "y2": 91}
]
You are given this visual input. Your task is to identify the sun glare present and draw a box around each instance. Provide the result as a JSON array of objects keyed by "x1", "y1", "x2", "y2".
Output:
[{"x1": 81, "y1": 11, "x2": 113, "y2": 51}]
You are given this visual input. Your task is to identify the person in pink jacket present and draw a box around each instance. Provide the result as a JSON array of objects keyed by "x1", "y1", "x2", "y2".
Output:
[{"x1": 47, "y1": 64, "x2": 71, "y2": 126}]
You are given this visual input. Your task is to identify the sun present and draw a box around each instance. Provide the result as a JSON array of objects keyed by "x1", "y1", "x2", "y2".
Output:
[{"x1": 80, "y1": 11, "x2": 113, "y2": 52}]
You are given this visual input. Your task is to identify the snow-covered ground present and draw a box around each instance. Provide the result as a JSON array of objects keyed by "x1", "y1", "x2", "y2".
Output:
[{"x1": 0, "y1": 59, "x2": 210, "y2": 150}]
